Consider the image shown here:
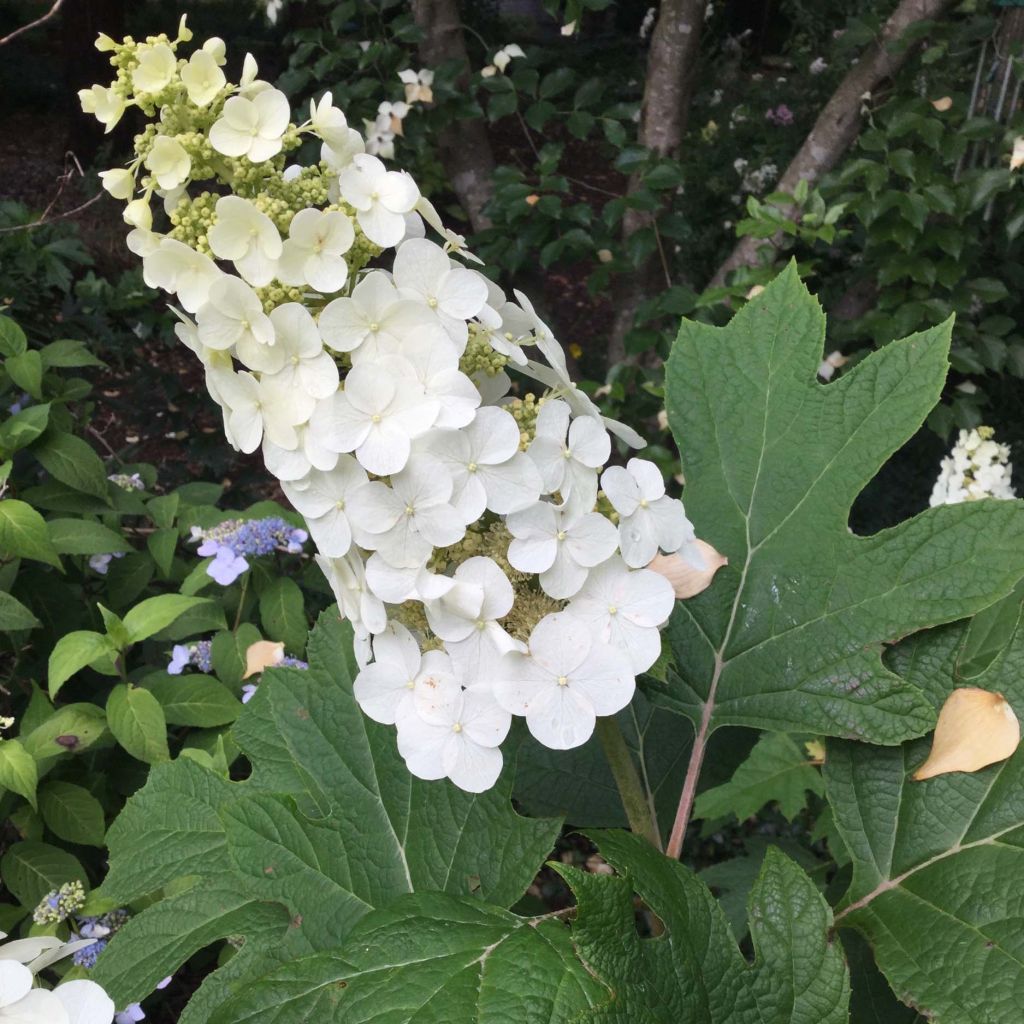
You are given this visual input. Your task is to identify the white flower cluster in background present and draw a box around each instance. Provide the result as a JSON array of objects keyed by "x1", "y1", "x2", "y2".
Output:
[
  {"x1": 84, "y1": 21, "x2": 703, "y2": 794},
  {"x1": 930, "y1": 426, "x2": 1016, "y2": 507}
]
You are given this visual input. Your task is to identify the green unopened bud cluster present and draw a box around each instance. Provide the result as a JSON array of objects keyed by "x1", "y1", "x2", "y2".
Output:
[{"x1": 33, "y1": 881, "x2": 87, "y2": 925}]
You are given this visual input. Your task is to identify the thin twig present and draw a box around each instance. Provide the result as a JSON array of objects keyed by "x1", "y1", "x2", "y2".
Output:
[
  {"x1": 0, "y1": 151, "x2": 102, "y2": 235},
  {"x1": 652, "y1": 221, "x2": 672, "y2": 289},
  {"x1": 0, "y1": 0, "x2": 66, "y2": 47}
]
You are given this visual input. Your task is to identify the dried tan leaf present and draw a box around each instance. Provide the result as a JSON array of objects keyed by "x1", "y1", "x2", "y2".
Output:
[
  {"x1": 804, "y1": 739, "x2": 826, "y2": 764},
  {"x1": 243, "y1": 640, "x2": 285, "y2": 679},
  {"x1": 913, "y1": 687, "x2": 1020, "y2": 781},
  {"x1": 648, "y1": 540, "x2": 728, "y2": 599}
]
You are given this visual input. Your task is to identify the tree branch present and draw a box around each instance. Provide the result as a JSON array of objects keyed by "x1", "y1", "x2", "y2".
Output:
[
  {"x1": 607, "y1": 0, "x2": 704, "y2": 366},
  {"x1": 707, "y1": 0, "x2": 958, "y2": 290},
  {"x1": 0, "y1": 0, "x2": 65, "y2": 47},
  {"x1": 410, "y1": 0, "x2": 496, "y2": 232}
]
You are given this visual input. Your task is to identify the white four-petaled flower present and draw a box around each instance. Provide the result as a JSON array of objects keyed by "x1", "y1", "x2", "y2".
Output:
[
  {"x1": 601, "y1": 458, "x2": 694, "y2": 567},
  {"x1": 495, "y1": 612, "x2": 633, "y2": 749}
]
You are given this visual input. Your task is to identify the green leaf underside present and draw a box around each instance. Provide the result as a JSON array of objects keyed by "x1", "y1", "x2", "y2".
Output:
[
  {"x1": 827, "y1": 603, "x2": 1024, "y2": 1021},
  {"x1": 93, "y1": 610, "x2": 561, "y2": 1009},
  {"x1": 661, "y1": 264, "x2": 1024, "y2": 742},
  {"x1": 694, "y1": 732, "x2": 824, "y2": 823},
  {"x1": 211, "y1": 831, "x2": 848, "y2": 1024}
]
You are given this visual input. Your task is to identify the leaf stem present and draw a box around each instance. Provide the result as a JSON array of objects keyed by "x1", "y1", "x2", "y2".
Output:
[
  {"x1": 596, "y1": 717, "x2": 663, "y2": 850},
  {"x1": 665, "y1": 651, "x2": 722, "y2": 860}
]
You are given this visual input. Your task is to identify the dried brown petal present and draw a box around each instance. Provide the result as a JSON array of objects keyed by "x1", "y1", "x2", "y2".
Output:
[
  {"x1": 244, "y1": 640, "x2": 285, "y2": 679},
  {"x1": 913, "y1": 687, "x2": 1020, "y2": 781},
  {"x1": 648, "y1": 540, "x2": 728, "y2": 599}
]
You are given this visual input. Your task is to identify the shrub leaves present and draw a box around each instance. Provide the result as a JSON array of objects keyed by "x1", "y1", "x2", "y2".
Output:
[{"x1": 93, "y1": 611, "x2": 561, "y2": 1012}]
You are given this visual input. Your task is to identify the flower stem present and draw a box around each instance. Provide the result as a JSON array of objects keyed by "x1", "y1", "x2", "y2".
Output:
[
  {"x1": 233, "y1": 574, "x2": 249, "y2": 632},
  {"x1": 596, "y1": 717, "x2": 662, "y2": 851}
]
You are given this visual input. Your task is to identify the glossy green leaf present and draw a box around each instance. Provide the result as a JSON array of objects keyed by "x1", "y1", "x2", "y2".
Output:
[
  {"x1": 0, "y1": 403, "x2": 51, "y2": 454},
  {"x1": 0, "y1": 840, "x2": 87, "y2": 910},
  {"x1": 211, "y1": 624, "x2": 262, "y2": 688},
  {"x1": 106, "y1": 684, "x2": 170, "y2": 763},
  {"x1": 146, "y1": 674, "x2": 241, "y2": 727},
  {"x1": 122, "y1": 594, "x2": 214, "y2": 644},
  {"x1": 20, "y1": 703, "x2": 107, "y2": 764},
  {"x1": 6, "y1": 350, "x2": 43, "y2": 399},
  {"x1": 0, "y1": 317, "x2": 27, "y2": 357},
  {"x1": 258, "y1": 577, "x2": 307, "y2": 654},
  {"x1": 0, "y1": 739, "x2": 38, "y2": 809},
  {"x1": 31, "y1": 431, "x2": 110, "y2": 501},
  {"x1": 38, "y1": 781, "x2": 106, "y2": 846},
  {"x1": 48, "y1": 630, "x2": 115, "y2": 698},
  {"x1": 47, "y1": 518, "x2": 130, "y2": 556},
  {"x1": 0, "y1": 499, "x2": 61, "y2": 568},
  {"x1": 39, "y1": 338, "x2": 105, "y2": 368},
  {"x1": 0, "y1": 591, "x2": 40, "y2": 631}
]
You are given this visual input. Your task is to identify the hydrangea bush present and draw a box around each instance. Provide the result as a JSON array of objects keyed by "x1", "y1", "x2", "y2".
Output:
[
  {"x1": 14, "y1": 15, "x2": 1022, "y2": 1024},
  {"x1": 82, "y1": 17, "x2": 706, "y2": 794}
]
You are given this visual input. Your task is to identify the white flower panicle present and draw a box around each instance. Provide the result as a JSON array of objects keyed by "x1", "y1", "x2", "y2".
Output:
[
  {"x1": 84, "y1": 21, "x2": 701, "y2": 794},
  {"x1": 929, "y1": 426, "x2": 1016, "y2": 507},
  {"x1": 0, "y1": 931, "x2": 115, "y2": 1023}
]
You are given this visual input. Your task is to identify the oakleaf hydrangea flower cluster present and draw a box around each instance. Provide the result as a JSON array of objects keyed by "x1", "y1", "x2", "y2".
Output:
[
  {"x1": 84, "y1": 20, "x2": 701, "y2": 794},
  {"x1": 0, "y1": 929, "x2": 115, "y2": 1023},
  {"x1": 190, "y1": 517, "x2": 308, "y2": 585},
  {"x1": 929, "y1": 426, "x2": 1016, "y2": 507}
]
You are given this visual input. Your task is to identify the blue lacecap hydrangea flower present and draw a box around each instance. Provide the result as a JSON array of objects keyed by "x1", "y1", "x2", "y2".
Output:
[
  {"x1": 89, "y1": 551, "x2": 126, "y2": 575},
  {"x1": 168, "y1": 639, "x2": 214, "y2": 675},
  {"x1": 73, "y1": 908, "x2": 129, "y2": 968},
  {"x1": 190, "y1": 517, "x2": 308, "y2": 585}
]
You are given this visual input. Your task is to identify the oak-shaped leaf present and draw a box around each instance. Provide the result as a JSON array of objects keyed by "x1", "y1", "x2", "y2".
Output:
[
  {"x1": 208, "y1": 830, "x2": 848, "y2": 1024},
  {"x1": 91, "y1": 610, "x2": 560, "y2": 1019},
  {"x1": 827, "y1": 600, "x2": 1024, "y2": 1021},
  {"x1": 661, "y1": 263, "x2": 1024, "y2": 743}
]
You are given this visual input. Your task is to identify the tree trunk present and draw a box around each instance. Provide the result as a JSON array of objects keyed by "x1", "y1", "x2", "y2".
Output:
[
  {"x1": 411, "y1": 0, "x2": 495, "y2": 233},
  {"x1": 607, "y1": 0, "x2": 704, "y2": 366},
  {"x1": 707, "y1": 0, "x2": 957, "y2": 289}
]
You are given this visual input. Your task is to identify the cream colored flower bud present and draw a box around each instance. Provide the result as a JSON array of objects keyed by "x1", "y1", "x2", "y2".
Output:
[
  {"x1": 123, "y1": 197, "x2": 153, "y2": 231},
  {"x1": 100, "y1": 168, "x2": 135, "y2": 200},
  {"x1": 648, "y1": 540, "x2": 728, "y2": 599}
]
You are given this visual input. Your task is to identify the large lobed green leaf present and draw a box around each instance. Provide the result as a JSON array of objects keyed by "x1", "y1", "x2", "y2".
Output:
[
  {"x1": 827, "y1": 600, "x2": 1024, "y2": 1023},
  {"x1": 661, "y1": 263, "x2": 1024, "y2": 743},
  {"x1": 209, "y1": 831, "x2": 848, "y2": 1024},
  {"x1": 92, "y1": 610, "x2": 561, "y2": 1014}
]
